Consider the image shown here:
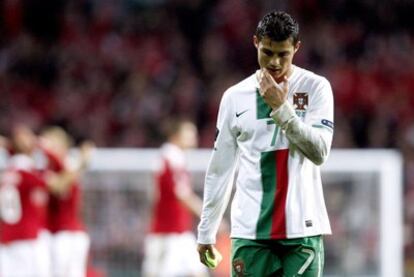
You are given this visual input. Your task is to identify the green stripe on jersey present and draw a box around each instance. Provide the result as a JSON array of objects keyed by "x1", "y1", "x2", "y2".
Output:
[
  {"x1": 256, "y1": 151, "x2": 277, "y2": 237},
  {"x1": 256, "y1": 89, "x2": 272, "y2": 119}
]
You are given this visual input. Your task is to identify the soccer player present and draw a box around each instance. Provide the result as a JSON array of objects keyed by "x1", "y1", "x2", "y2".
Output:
[
  {"x1": 197, "y1": 11, "x2": 334, "y2": 276},
  {"x1": 0, "y1": 125, "x2": 52, "y2": 277},
  {"x1": 40, "y1": 126, "x2": 93, "y2": 277},
  {"x1": 142, "y1": 119, "x2": 208, "y2": 277}
]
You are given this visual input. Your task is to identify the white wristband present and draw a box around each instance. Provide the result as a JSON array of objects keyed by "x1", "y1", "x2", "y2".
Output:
[{"x1": 270, "y1": 101, "x2": 297, "y2": 129}]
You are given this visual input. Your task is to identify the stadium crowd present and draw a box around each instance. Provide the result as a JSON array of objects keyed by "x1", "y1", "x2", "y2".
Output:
[{"x1": 1, "y1": 0, "x2": 414, "y2": 273}]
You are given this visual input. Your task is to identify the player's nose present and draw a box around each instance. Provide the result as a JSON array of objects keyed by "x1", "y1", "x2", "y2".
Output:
[{"x1": 269, "y1": 57, "x2": 281, "y2": 67}]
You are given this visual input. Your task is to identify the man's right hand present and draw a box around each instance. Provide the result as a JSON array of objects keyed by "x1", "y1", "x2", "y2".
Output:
[{"x1": 197, "y1": 244, "x2": 215, "y2": 267}]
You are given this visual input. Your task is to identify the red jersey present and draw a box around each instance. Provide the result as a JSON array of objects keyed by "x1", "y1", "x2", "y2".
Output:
[
  {"x1": 43, "y1": 149, "x2": 85, "y2": 232},
  {"x1": 48, "y1": 182, "x2": 85, "y2": 232},
  {"x1": 150, "y1": 143, "x2": 193, "y2": 234},
  {"x1": 0, "y1": 155, "x2": 49, "y2": 243}
]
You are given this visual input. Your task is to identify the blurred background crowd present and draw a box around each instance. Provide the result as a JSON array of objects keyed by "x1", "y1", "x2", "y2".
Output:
[{"x1": 1, "y1": 0, "x2": 414, "y2": 274}]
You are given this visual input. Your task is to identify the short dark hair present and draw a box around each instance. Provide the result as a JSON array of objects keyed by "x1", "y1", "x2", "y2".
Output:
[{"x1": 255, "y1": 11, "x2": 299, "y2": 45}]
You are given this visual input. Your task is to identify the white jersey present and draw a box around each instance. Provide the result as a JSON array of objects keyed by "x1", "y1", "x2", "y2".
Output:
[{"x1": 198, "y1": 65, "x2": 334, "y2": 244}]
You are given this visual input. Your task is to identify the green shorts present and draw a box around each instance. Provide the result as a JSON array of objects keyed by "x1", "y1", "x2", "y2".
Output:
[{"x1": 231, "y1": 236, "x2": 324, "y2": 277}]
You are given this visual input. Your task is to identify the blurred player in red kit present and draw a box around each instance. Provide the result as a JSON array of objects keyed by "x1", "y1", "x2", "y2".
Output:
[
  {"x1": 39, "y1": 126, "x2": 93, "y2": 277},
  {"x1": 142, "y1": 119, "x2": 208, "y2": 277},
  {"x1": 0, "y1": 125, "x2": 52, "y2": 277}
]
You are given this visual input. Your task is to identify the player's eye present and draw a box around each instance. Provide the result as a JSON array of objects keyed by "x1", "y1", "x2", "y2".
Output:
[{"x1": 262, "y1": 49, "x2": 273, "y2": 57}]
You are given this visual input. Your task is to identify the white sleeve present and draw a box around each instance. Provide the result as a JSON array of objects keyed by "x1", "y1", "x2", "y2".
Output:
[
  {"x1": 270, "y1": 78, "x2": 334, "y2": 165},
  {"x1": 197, "y1": 91, "x2": 238, "y2": 244}
]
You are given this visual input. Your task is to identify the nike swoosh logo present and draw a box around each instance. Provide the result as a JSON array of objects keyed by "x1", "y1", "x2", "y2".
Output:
[{"x1": 236, "y1": 109, "x2": 249, "y2": 117}]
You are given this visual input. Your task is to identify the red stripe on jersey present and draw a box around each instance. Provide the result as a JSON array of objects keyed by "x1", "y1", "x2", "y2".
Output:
[{"x1": 270, "y1": 149, "x2": 289, "y2": 238}]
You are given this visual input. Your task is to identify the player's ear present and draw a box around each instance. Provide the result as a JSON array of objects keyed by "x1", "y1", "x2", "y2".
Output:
[
  {"x1": 253, "y1": 36, "x2": 259, "y2": 49},
  {"x1": 294, "y1": 40, "x2": 301, "y2": 53}
]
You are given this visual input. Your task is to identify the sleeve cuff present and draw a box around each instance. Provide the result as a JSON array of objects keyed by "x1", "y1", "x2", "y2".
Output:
[{"x1": 270, "y1": 101, "x2": 297, "y2": 128}]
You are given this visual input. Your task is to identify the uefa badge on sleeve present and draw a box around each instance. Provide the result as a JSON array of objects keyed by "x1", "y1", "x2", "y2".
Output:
[{"x1": 293, "y1": 92, "x2": 308, "y2": 118}]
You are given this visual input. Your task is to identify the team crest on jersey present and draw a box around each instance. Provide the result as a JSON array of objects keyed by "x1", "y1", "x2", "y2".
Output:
[
  {"x1": 293, "y1": 93, "x2": 308, "y2": 110},
  {"x1": 293, "y1": 92, "x2": 308, "y2": 117},
  {"x1": 233, "y1": 259, "x2": 246, "y2": 276}
]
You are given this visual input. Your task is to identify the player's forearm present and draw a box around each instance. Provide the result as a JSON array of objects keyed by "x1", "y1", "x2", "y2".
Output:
[
  {"x1": 46, "y1": 172, "x2": 71, "y2": 195},
  {"x1": 77, "y1": 141, "x2": 95, "y2": 172},
  {"x1": 46, "y1": 169, "x2": 79, "y2": 196},
  {"x1": 178, "y1": 193, "x2": 203, "y2": 218},
  {"x1": 198, "y1": 175, "x2": 233, "y2": 244},
  {"x1": 197, "y1": 145, "x2": 237, "y2": 244},
  {"x1": 285, "y1": 119, "x2": 331, "y2": 165},
  {"x1": 271, "y1": 102, "x2": 332, "y2": 165}
]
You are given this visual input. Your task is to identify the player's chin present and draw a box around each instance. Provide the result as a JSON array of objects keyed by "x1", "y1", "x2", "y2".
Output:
[{"x1": 267, "y1": 70, "x2": 283, "y2": 81}]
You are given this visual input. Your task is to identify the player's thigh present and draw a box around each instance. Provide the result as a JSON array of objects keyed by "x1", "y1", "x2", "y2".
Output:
[
  {"x1": 52, "y1": 232, "x2": 72, "y2": 271},
  {"x1": 141, "y1": 234, "x2": 166, "y2": 276},
  {"x1": 178, "y1": 232, "x2": 208, "y2": 275},
  {"x1": 162, "y1": 232, "x2": 207, "y2": 277},
  {"x1": 66, "y1": 231, "x2": 90, "y2": 277},
  {"x1": 1, "y1": 240, "x2": 38, "y2": 277},
  {"x1": 232, "y1": 238, "x2": 282, "y2": 277},
  {"x1": 35, "y1": 231, "x2": 52, "y2": 277},
  {"x1": 73, "y1": 232, "x2": 90, "y2": 267},
  {"x1": 282, "y1": 236, "x2": 324, "y2": 277}
]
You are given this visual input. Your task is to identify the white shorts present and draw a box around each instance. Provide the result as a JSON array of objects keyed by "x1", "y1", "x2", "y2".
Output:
[
  {"x1": 51, "y1": 230, "x2": 90, "y2": 277},
  {"x1": 141, "y1": 232, "x2": 207, "y2": 277},
  {"x1": 0, "y1": 231, "x2": 52, "y2": 277}
]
